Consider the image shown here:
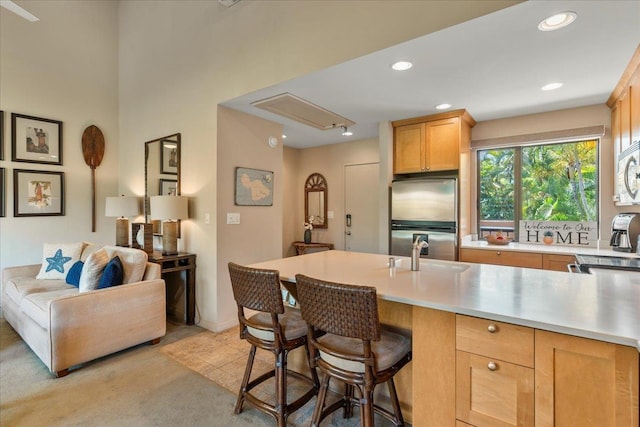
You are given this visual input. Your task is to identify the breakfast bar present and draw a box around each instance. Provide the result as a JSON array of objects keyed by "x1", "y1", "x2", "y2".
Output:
[{"x1": 251, "y1": 250, "x2": 640, "y2": 427}]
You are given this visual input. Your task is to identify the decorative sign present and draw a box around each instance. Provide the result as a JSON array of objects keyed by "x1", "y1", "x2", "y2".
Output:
[{"x1": 518, "y1": 220, "x2": 598, "y2": 247}]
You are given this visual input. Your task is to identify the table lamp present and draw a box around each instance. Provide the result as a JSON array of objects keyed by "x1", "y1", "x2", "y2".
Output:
[
  {"x1": 105, "y1": 195, "x2": 140, "y2": 247},
  {"x1": 150, "y1": 195, "x2": 188, "y2": 255}
]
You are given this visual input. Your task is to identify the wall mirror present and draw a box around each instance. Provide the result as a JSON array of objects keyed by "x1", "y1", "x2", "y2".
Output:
[
  {"x1": 145, "y1": 133, "x2": 181, "y2": 234},
  {"x1": 304, "y1": 173, "x2": 328, "y2": 229}
]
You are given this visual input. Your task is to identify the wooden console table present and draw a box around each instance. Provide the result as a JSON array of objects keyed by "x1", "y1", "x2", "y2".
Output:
[
  {"x1": 148, "y1": 252, "x2": 196, "y2": 325},
  {"x1": 292, "y1": 241, "x2": 334, "y2": 256}
]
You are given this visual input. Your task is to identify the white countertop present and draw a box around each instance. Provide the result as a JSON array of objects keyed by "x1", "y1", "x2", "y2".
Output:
[
  {"x1": 460, "y1": 235, "x2": 639, "y2": 258},
  {"x1": 250, "y1": 250, "x2": 640, "y2": 351}
]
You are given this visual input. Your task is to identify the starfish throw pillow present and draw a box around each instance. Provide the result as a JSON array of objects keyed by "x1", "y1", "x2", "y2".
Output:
[{"x1": 36, "y1": 242, "x2": 84, "y2": 280}]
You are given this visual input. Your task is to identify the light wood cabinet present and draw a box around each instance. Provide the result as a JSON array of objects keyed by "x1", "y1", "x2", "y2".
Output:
[
  {"x1": 392, "y1": 109, "x2": 475, "y2": 174},
  {"x1": 412, "y1": 309, "x2": 639, "y2": 427},
  {"x1": 535, "y1": 330, "x2": 639, "y2": 427},
  {"x1": 459, "y1": 248, "x2": 543, "y2": 269},
  {"x1": 541, "y1": 254, "x2": 575, "y2": 272},
  {"x1": 609, "y1": 46, "x2": 640, "y2": 157}
]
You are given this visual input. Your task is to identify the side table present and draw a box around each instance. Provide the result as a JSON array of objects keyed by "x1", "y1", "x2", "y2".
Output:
[
  {"x1": 148, "y1": 251, "x2": 197, "y2": 325},
  {"x1": 292, "y1": 241, "x2": 334, "y2": 256}
]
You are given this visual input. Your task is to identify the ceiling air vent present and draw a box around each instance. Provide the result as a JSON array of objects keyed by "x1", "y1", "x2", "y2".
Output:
[
  {"x1": 218, "y1": 0, "x2": 240, "y2": 7},
  {"x1": 251, "y1": 93, "x2": 355, "y2": 131}
]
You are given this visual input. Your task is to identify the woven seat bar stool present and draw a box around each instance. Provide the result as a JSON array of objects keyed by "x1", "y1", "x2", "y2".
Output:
[
  {"x1": 295, "y1": 274, "x2": 412, "y2": 427},
  {"x1": 227, "y1": 263, "x2": 319, "y2": 426}
]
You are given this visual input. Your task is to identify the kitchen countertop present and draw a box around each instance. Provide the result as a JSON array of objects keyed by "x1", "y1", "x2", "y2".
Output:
[
  {"x1": 461, "y1": 234, "x2": 640, "y2": 258},
  {"x1": 250, "y1": 250, "x2": 640, "y2": 351}
]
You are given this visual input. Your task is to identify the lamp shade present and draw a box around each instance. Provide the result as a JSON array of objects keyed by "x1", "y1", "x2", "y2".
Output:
[
  {"x1": 105, "y1": 196, "x2": 140, "y2": 218},
  {"x1": 150, "y1": 195, "x2": 188, "y2": 220}
]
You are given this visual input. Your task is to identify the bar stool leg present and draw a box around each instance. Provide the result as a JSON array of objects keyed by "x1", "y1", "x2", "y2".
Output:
[
  {"x1": 311, "y1": 373, "x2": 331, "y2": 427},
  {"x1": 343, "y1": 384, "x2": 355, "y2": 418},
  {"x1": 235, "y1": 345, "x2": 257, "y2": 414},
  {"x1": 275, "y1": 350, "x2": 286, "y2": 427},
  {"x1": 361, "y1": 386, "x2": 375, "y2": 427},
  {"x1": 387, "y1": 377, "x2": 405, "y2": 426}
]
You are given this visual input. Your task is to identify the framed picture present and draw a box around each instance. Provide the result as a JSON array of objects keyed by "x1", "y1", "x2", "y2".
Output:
[
  {"x1": 159, "y1": 178, "x2": 177, "y2": 196},
  {"x1": 234, "y1": 167, "x2": 274, "y2": 206},
  {"x1": 160, "y1": 139, "x2": 178, "y2": 174},
  {"x1": 13, "y1": 169, "x2": 64, "y2": 217},
  {"x1": 11, "y1": 113, "x2": 63, "y2": 165},
  {"x1": 0, "y1": 168, "x2": 5, "y2": 217},
  {"x1": 0, "y1": 110, "x2": 4, "y2": 160}
]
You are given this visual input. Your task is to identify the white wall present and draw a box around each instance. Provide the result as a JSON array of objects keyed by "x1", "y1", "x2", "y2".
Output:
[{"x1": 0, "y1": 1, "x2": 120, "y2": 281}]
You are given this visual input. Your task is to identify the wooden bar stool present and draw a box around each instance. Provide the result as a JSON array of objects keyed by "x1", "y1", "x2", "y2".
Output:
[
  {"x1": 295, "y1": 274, "x2": 412, "y2": 427},
  {"x1": 227, "y1": 262, "x2": 319, "y2": 426}
]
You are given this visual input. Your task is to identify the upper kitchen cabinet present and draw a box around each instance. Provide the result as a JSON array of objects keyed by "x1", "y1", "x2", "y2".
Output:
[
  {"x1": 392, "y1": 109, "x2": 476, "y2": 174},
  {"x1": 608, "y1": 45, "x2": 640, "y2": 154}
]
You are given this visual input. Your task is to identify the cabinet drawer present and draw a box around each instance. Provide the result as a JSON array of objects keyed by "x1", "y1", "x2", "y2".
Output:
[
  {"x1": 459, "y1": 248, "x2": 542, "y2": 269},
  {"x1": 541, "y1": 254, "x2": 575, "y2": 272},
  {"x1": 456, "y1": 315, "x2": 534, "y2": 368},
  {"x1": 456, "y1": 351, "x2": 534, "y2": 427}
]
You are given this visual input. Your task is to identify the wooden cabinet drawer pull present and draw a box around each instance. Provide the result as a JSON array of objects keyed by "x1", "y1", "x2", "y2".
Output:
[
  {"x1": 487, "y1": 361, "x2": 497, "y2": 371},
  {"x1": 496, "y1": 251, "x2": 502, "y2": 255},
  {"x1": 487, "y1": 323, "x2": 497, "y2": 333}
]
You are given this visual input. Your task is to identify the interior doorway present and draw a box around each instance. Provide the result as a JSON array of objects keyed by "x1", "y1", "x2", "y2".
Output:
[{"x1": 344, "y1": 162, "x2": 380, "y2": 253}]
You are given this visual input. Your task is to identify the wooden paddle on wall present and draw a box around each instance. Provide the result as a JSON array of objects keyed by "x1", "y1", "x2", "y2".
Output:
[{"x1": 81, "y1": 125, "x2": 105, "y2": 232}]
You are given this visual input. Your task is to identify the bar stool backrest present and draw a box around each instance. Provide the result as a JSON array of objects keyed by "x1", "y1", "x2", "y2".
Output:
[{"x1": 228, "y1": 262, "x2": 284, "y2": 315}]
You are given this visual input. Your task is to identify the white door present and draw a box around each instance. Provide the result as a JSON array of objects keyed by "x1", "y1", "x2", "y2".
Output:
[{"x1": 344, "y1": 163, "x2": 380, "y2": 253}]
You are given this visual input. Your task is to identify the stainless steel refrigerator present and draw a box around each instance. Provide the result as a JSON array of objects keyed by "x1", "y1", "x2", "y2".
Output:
[{"x1": 390, "y1": 178, "x2": 458, "y2": 261}]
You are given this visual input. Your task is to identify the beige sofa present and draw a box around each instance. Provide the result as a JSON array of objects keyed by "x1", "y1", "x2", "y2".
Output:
[{"x1": 2, "y1": 245, "x2": 166, "y2": 377}]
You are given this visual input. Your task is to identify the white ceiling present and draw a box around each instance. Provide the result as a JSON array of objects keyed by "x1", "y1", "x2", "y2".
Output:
[{"x1": 222, "y1": 1, "x2": 640, "y2": 149}]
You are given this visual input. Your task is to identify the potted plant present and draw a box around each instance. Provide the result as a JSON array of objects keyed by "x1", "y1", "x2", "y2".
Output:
[{"x1": 543, "y1": 230, "x2": 554, "y2": 245}]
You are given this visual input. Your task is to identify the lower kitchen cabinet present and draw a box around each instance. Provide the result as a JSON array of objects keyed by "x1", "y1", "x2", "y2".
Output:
[
  {"x1": 541, "y1": 254, "x2": 576, "y2": 272},
  {"x1": 535, "y1": 330, "x2": 639, "y2": 427},
  {"x1": 460, "y1": 248, "x2": 543, "y2": 269},
  {"x1": 412, "y1": 307, "x2": 639, "y2": 427}
]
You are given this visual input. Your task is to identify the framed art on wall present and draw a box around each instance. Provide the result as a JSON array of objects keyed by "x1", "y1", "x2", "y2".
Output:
[
  {"x1": 0, "y1": 110, "x2": 4, "y2": 161},
  {"x1": 159, "y1": 178, "x2": 177, "y2": 196},
  {"x1": 0, "y1": 168, "x2": 5, "y2": 217},
  {"x1": 13, "y1": 169, "x2": 64, "y2": 217},
  {"x1": 234, "y1": 167, "x2": 274, "y2": 206},
  {"x1": 160, "y1": 139, "x2": 178, "y2": 174},
  {"x1": 11, "y1": 113, "x2": 63, "y2": 165}
]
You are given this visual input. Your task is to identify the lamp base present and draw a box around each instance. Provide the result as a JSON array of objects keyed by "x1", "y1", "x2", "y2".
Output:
[
  {"x1": 115, "y1": 218, "x2": 130, "y2": 247},
  {"x1": 162, "y1": 221, "x2": 179, "y2": 255}
]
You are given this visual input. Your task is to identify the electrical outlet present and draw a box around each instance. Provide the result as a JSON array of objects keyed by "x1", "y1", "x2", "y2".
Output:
[
  {"x1": 205, "y1": 213, "x2": 210, "y2": 224},
  {"x1": 327, "y1": 211, "x2": 334, "y2": 219}
]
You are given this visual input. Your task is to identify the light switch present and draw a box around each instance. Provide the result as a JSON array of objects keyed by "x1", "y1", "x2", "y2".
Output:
[
  {"x1": 227, "y1": 213, "x2": 240, "y2": 224},
  {"x1": 327, "y1": 211, "x2": 334, "y2": 219}
]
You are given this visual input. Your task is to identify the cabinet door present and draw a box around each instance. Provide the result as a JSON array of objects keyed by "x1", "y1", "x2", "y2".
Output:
[
  {"x1": 535, "y1": 330, "x2": 639, "y2": 427},
  {"x1": 630, "y1": 71, "x2": 640, "y2": 145},
  {"x1": 612, "y1": 102, "x2": 622, "y2": 157},
  {"x1": 394, "y1": 123, "x2": 424, "y2": 174},
  {"x1": 541, "y1": 254, "x2": 575, "y2": 272},
  {"x1": 620, "y1": 90, "x2": 632, "y2": 152},
  {"x1": 456, "y1": 351, "x2": 534, "y2": 427},
  {"x1": 425, "y1": 117, "x2": 460, "y2": 171}
]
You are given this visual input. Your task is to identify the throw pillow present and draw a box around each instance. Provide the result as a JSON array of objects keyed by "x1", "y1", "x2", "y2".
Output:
[
  {"x1": 36, "y1": 242, "x2": 84, "y2": 280},
  {"x1": 79, "y1": 248, "x2": 109, "y2": 292},
  {"x1": 103, "y1": 246, "x2": 148, "y2": 284},
  {"x1": 65, "y1": 261, "x2": 84, "y2": 287},
  {"x1": 98, "y1": 256, "x2": 124, "y2": 289}
]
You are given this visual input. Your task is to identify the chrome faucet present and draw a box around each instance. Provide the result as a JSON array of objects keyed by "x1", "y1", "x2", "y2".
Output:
[{"x1": 411, "y1": 235, "x2": 429, "y2": 271}]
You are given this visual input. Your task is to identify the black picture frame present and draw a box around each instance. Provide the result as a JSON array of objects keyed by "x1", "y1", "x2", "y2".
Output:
[
  {"x1": 0, "y1": 168, "x2": 5, "y2": 217},
  {"x1": 11, "y1": 113, "x2": 63, "y2": 165},
  {"x1": 13, "y1": 169, "x2": 65, "y2": 217},
  {"x1": 160, "y1": 139, "x2": 178, "y2": 175},
  {"x1": 159, "y1": 178, "x2": 177, "y2": 196},
  {"x1": 0, "y1": 110, "x2": 4, "y2": 161}
]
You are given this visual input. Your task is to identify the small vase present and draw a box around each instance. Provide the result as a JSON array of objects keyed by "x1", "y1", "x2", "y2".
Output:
[{"x1": 304, "y1": 229, "x2": 312, "y2": 244}]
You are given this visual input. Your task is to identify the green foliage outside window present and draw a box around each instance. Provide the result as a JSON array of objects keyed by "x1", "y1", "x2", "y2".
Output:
[{"x1": 478, "y1": 139, "x2": 598, "y2": 237}]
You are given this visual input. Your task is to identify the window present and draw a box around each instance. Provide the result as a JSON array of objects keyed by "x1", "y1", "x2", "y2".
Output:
[{"x1": 477, "y1": 139, "x2": 598, "y2": 240}]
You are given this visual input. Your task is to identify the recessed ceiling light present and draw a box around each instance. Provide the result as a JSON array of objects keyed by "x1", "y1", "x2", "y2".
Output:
[
  {"x1": 538, "y1": 12, "x2": 577, "y2": 31},
  {"x1": 541, "y1": 82, "x2": 563, "y2": 91},
  {"x1": 282, "y1": 134, "x2": 287, "y2": 138},
  {"x1": 391, "y1": 61, "x2": 413, "y2": 71},
  {"x1": 435, "y1": 103, "x2": 452, "y2": 110}
]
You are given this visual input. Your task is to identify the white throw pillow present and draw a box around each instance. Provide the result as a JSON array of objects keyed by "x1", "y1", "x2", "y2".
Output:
[
  {"x1": 36, "y1": 242, "x2": 84, "y2": 280},
  {"x1": 103, "y1": 246, "x2": 148, "y2": 284},
  {"x1": 79, "y1": 248, "x2": 109, "y2": 292}
]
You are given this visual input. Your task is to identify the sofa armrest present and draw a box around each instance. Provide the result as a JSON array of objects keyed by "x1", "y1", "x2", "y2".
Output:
[
  {"x1": 3, "y1": 264, "x2": 41, "y2": 288},
  {"x1": 142, "y1": 262, "x2": 161, "y2": 281},
  {"x1": 48, "y1": 278, "x2": 166, "y2": 373}
]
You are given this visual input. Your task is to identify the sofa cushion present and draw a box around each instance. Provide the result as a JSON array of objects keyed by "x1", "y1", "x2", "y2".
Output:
[
  {"x1": 79, "y1": 248, "x2": 109, "y2": 292},
  {"x1": 20, "y1": 288, "x2": 79, "y2": 329},
  {"x1": 103, "y1": 246, "x2": 147, "y2": 284},
  {"x1": 36, "y1": 242, "x2": 84, "y2": 280},
  {"x1": 80, "y1": 243, "x2": 100, "y2": 262},
  {"x1": 66, "y1": 261, "x2": 84, "y2": 287},
  {"x1": 5, "y1": 277, "x2": 72, "y2": 307},
  {"x1": 98, "y1": 256, "x2": 124, "y2": 289}
]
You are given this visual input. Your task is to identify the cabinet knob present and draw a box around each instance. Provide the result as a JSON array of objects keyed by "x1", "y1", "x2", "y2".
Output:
[
  {"x1": 487, "y1": 361, "x2": 498, "y2": 371},
  {"x1": 487, "y1": 323, "x2": 497, "y2": 333},
  {"x1": 496, "y1": 251, "x2": 502, "y2": 255}
]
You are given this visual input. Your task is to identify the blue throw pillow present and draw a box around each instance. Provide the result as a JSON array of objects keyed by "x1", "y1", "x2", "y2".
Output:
[
  {"x1": 66, "y1": 261, "x2": 84, "y2": 287},
  {"x1": 98, "y1": 256, "x2": 124, "y2": 289}
]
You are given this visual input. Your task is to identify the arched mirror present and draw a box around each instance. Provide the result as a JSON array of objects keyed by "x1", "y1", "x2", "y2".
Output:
[
  {"x1": 304, "y1": 173, "x2": 328, "y2": 229},
  {"x1": 145, "y1": 133, "x2": 181, "y2": 233}
]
